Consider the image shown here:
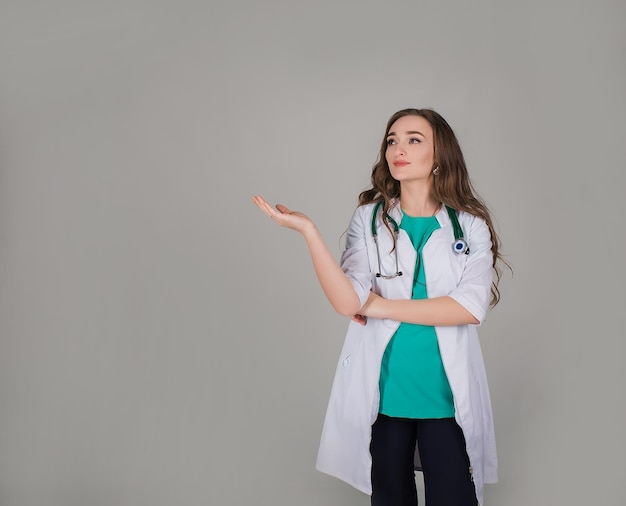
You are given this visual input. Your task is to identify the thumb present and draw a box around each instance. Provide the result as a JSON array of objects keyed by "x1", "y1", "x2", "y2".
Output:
[{"x1": 275, "y1": 204, "x2": 293, "y2": 214}]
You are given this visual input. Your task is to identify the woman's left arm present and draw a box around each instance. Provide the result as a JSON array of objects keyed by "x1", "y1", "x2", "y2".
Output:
[
  {"x1": 358, "y1": 215, "x2": 493, "y2": 327},
  {"x1": 359, "y1": 294, "x2": 479, "y2": 326}
]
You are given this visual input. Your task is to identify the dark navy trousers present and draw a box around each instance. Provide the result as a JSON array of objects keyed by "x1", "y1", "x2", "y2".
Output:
[{"x1": 370, "y1": 414, "x2": 478, "y2": 506}]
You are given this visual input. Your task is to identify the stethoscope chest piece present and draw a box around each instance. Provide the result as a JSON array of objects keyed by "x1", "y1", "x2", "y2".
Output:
[
  {"x1": 452, "y1": 238, "x2": 470, "y2": 255},
  {"x1": 445, "y1": 205, "x2": 470, "y2": 255}
]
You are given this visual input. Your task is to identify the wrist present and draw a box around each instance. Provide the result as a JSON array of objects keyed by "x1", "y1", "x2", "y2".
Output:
[
  {"x1": 371, "y1": 296, "x2": 387, "y2": 319},
  {"x1": 301, "y1": 222, "x2": 320, "y2": 240},
  {"x1": 361, "y1": 292, "x2": 383, "y2": 319}
]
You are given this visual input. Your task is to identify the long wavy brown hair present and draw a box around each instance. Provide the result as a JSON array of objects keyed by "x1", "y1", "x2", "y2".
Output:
[{"x1": 359, "y1": 108, "x2": 508, "y2": 306}]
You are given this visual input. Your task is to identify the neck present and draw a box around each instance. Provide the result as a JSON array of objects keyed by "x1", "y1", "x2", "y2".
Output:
[{"x1": 399, "y1": 183, "x2": 440, "y2": 217}]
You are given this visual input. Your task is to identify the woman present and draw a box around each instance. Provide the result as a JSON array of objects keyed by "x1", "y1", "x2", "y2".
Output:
[{"x1": 253, "y1": 108, "x2": 505, "y2": 505}]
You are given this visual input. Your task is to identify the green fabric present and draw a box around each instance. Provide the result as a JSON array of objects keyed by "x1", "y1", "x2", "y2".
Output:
[{"x1": 378, "y1": 212, "x2": 455, "y2": 419}]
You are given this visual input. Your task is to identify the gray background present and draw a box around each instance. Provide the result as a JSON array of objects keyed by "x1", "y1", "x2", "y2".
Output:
[{"x1": 1, "y1": 0, "x2": 625, "y2": 505}]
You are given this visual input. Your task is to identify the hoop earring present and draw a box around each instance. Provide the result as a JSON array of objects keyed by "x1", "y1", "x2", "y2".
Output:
[{"x1": 433, "y1": 166, "x2": 440, "y2": 175}]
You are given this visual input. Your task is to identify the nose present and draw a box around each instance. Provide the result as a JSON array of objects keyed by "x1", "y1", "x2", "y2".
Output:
[{"x1": 393, "y1": 144, "x2": 406, "y2": 156}]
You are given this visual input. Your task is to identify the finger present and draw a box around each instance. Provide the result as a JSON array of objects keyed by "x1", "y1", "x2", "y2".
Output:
[
  {"x1": 351, "y1": 314, "x2": 367, "y2": 326},
  {"x1": 252, "y1": 195, "x2": 272, "y2": 212},
  {"x1": 253, "y1": 196, "x2": 281, "y2": 220},
  {"x1": 252, "y1": 195, "x2": 269, "y2": 212},
  {"x1": 275, "y1": 204, "x2": 293, "y2": 215}
]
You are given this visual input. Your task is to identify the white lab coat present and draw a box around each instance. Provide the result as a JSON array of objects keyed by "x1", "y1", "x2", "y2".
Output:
[{"x1": 315, "y1": 200, "x2": 497, "y2": 505}]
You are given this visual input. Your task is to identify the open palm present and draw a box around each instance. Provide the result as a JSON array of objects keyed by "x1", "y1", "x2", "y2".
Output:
[{"x1": 252, "y1": 195, "x2": 315, "y2": 234}]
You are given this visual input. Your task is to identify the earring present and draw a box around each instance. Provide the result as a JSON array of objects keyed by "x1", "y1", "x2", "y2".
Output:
[{"x1": 433, "y1": 166, "x2": 440, "y2": 175}]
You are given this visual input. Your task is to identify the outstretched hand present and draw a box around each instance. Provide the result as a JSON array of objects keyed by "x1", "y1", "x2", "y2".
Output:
[{"x1": 252, "y1": 195, "x2": 316, "y2": 235}]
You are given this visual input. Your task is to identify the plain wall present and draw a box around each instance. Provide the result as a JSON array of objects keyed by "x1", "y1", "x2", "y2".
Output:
[{"x1": 1, "y1": 1, "x2": 625, "y2": 504}]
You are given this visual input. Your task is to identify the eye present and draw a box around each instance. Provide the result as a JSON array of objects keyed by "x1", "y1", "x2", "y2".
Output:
[
  {"x1": 409, "y1": 137, "x2": 421, "y2": 144},
  {"x1": 386, "y1": 138, "x2": 396, "y2": 146}
]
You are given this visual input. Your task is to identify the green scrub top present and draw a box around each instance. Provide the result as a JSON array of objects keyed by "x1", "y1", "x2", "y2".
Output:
[{"x1": 378, "y1": 212, "x2": 455, "y2": 419}]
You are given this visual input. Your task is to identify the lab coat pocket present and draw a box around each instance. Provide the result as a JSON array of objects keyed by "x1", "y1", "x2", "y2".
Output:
[{"x1": 334, "y1": 323, "x2": 382, "y2": 425}]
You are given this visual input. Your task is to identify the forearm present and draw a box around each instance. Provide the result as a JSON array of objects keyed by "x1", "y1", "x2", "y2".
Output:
[
  {"x1": 361, "y1": 294, "x2": 479, "y2": 326},
  {"x1": 302, "y1": 225, "x2": 361, "y2": 317}
]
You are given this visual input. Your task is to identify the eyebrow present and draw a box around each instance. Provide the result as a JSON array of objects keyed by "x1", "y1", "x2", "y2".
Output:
[{"x1": 387, "y1": 130, "x2": 425, "y2": 137}]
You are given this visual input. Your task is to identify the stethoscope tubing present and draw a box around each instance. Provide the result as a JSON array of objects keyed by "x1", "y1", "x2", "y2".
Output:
[{"x1": 371, "y1": 201, "x2": 469, "y2": 279}]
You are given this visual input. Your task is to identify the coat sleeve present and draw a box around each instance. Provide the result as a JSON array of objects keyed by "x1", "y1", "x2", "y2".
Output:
[
  {"x1": 339, "y1": 206, "x2": 373, "y2": 308},
  {"x1": 447, "y1": 215, "x2": 493, "y2": 324}
]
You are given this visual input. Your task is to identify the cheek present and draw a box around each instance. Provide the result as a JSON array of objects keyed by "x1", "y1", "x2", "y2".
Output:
[
  {"x1": 424, "y1": 148, "x2": 435, "y2": 164},
  {"x1": 415, "y1": 149, "x2": 434, "y2": 167}
]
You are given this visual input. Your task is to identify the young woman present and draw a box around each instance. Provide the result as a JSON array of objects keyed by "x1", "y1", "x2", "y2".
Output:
[{"x1": 253, "y1": 108, "x2": 505, "y2": 506}]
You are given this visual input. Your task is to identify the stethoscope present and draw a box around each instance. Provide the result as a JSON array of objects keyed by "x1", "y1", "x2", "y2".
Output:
[{"x1": 371, "y1": 201, "x2": 469, "y2": 279}]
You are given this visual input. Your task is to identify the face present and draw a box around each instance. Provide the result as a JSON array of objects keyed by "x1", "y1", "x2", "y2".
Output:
[{"x1": 385, "y1": 114, "x2": 435, "y2": 184}]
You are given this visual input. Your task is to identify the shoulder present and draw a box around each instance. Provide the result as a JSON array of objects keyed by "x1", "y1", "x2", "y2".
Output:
[
  {"x1": 350, "y1": 202, "x2": 378, "y2": 224},
  {"x1": 353, "y1": 199, "x2": 400, "y2": 219},
  {"x1": 344, "y1": 203, "x2": 374, "y2": 239},
  {"x1": 455, "y1": 211, "x2": 492, "y2": 254},
  {"x1": 355, "y1": 202, "x2": 378, "y2": 214},
  {"x1": 459, "y1": 212, "x2": 485, "y2": 226}
]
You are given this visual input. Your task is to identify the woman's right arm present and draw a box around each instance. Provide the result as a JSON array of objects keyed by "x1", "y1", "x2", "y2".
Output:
[{"x1": 252, "y1": 196, "x2": 362, "y2": 317}]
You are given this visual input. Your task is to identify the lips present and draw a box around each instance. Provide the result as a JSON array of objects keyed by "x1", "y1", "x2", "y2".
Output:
[{"x1": 393, "y1": 160, "x2": 410, "y2": 167}]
